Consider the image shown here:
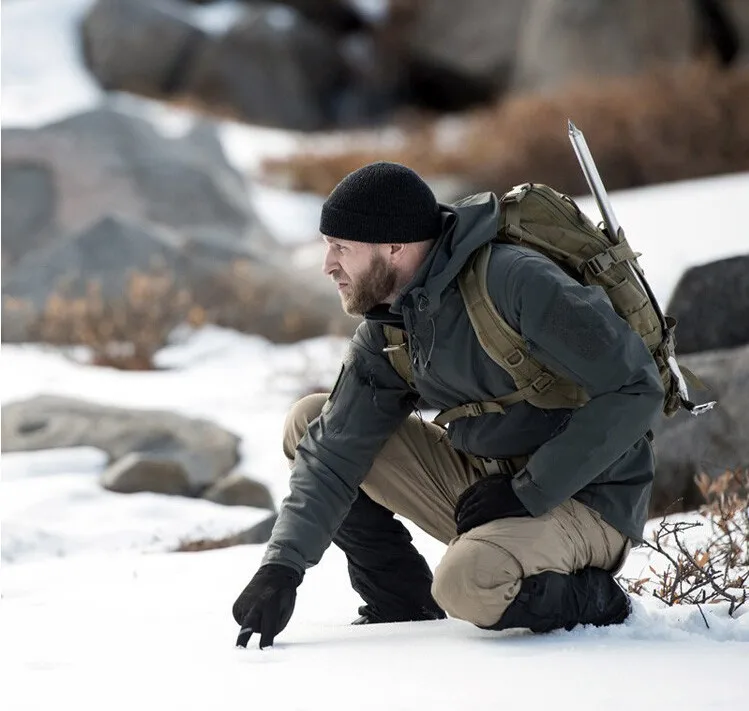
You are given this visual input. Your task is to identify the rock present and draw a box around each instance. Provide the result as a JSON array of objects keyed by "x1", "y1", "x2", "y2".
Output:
[
  {"x1": 0, "y1": 103, "x2": 262, "y2": 269},
  {"x1": 81, "y1": 0, "x2": 207, "y2": 96},
  {"x1": 202, "y1": 471, "x2": 275, "y2": 510},
  {"x1": 724, "y1": 0, "x2": 749, "y2": 64},
  {"x1": 1, "y1": 395, "x2": 240, "y2": 492},
  {"x1": 184, "y1": 6, "x2": 348, "y2": 130},
  {"x1": 184, "y1": 0, "x2": 366, "y2": 33},
  {"x1": 2, "y1": 216, "x2": 200, "y2": 311},
  {"x1": 650, "y1": 345, "x2": 749, "y2": 516},
  {"x1": 513, "y1": 0, "x2": 696, "y2": 92},
  {"x1": 0, "y1": 165, "x2": 57, "y2": 268},
  {"x1": 666, "y1": 255, "x2": 749, "y2": 355},
  {"x1": 174, "y1": 513, "x2": 278, "y2": 551},
  {"x1": 101, "y1": 453, "x2": 191, "y2": 495},
  {"x1": 1, "y1": 212, "x2": 355, "y2": 344},
  {"x1": 405, "y1": 0, "x2": 527, "y2": 97},
  {"x1": 267, "y1": 0, "x2": 365, "y2": 33}
]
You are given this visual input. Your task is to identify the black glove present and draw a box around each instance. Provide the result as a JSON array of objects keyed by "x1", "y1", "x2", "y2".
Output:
[
  {"x1": 454, "y1": 475, "x2": 530, "y2": 535},
  {"x1": 232, "y1": 564, "x2": 303, "y2": 649}
]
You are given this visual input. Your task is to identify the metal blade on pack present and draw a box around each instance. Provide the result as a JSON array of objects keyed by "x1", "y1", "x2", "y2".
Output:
[
  {"x1": 568, "y1": 120, "x2": 622, "y2": 243},
  {"x1": 567, "y1": 120, "x2": 715, "y2": 415}
]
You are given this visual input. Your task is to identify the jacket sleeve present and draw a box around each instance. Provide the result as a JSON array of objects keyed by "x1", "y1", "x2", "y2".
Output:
[
  {"x1": 261, "y1": 322, "x2": 418, "y2": 575},
  {"x1": 492, "y1": 252, "x2": 665, "y2": 516}
]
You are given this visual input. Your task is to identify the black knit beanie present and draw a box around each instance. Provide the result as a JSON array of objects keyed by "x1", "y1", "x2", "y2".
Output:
[{"x1": 319, "y1": 162, "x2": 442, "y2": 244}]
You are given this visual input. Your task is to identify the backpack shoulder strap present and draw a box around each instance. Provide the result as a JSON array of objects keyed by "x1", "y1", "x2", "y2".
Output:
[
  {"x1": 433, "y1": 243, "x2": 588, "y2": 427},
  {"x1": 382, "y1": 324, "x2": 416, "y2": 390}
]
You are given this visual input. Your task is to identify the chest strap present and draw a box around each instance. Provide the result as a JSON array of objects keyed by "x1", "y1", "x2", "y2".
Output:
[{"x1": 433, "y1": 372, "x2": 557, "y2": 427}]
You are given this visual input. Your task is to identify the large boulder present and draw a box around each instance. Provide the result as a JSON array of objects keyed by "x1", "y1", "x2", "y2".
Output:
[
  {"x1": 183, "y1": 6, "x2": 348, "y2": 130},
  {"x1": 650, "y1": 345, "x2": 749, "y2": 516},
  {"x1": 81, "y1": 0, "x2": 207, "y2": 97},
  {"x1": 405, "y1": 0, "x2": 528, "y2": 97},
  {"x1": 513, "y1": 0, "x2": 696, "y2": 92},
  {"x1": 1, "y1": 104, "x2": 263, "y2": 269},
  {"x1": 1, "y1": 213, "x2": 356, "y2": 344},
  {"x1": 1, "y1": 395, "x2": 241, "y2": 493},
  {"x1": 2, "y1": 216, "x2": 203, "y2": 311},
  {"x1": 666, "y1": 255, "x2": 749, "y2": 355}
]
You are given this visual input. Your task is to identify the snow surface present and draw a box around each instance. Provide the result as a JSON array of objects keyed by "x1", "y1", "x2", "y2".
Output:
[
  {"x1": 3, "y1": 2, "x2": 749, "y2": 708},
  {"x1": 2, "y1": 203, "x2": 749, "y2": 708}
]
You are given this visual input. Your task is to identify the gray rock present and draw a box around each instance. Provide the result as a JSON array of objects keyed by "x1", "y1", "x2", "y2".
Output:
[
  {"x1": 101, "y1": 453, "x2": 191, "y2": 495},
  {"x1": 1, "y1": 211, "x2": 355, "y2": 344},
  {"x1": 0, "y1": 165, "x2": 57, "y2": 268},
  {"x1": 184, "y1": 6, "x2": 347, "y2": 130},
  {"x1": 725, "y1": 0, "x2": 749, "y2": 65},
  {"x1": 234, "y1": 513, "x2": 277, "y2": 545},
  {"x1": 513, "y1": 0, "x2": 695, "y2": 92},
  {"x1": 202, "y1": 471, "x2": 275, "y2": 510},
  {"x1": 1, "y1": 103, "x2": 263, "y2": 269},
  {"x1": 1, "y1": 395, "x2": 240, "y2": 492},
  {"x1": 666, "y1": 255, "x2": 749, "y2": 355},
  {"x1": 174, "y1": 513, "x2": 278, "y2": 551},
  {"x1": 81, "y1": 0, "x2": 207, "y2": 95},
  {"x1": 262, "y1": 0, "x2": 365, "y2": 33},
  {"x1": 2, "y1": 216, "x2": 199, "y2": 310},
  {"x1": 406, "y1": 0, "x2": 527, "y2": 94},
  {"x1": 650, "y1": 345, "x2": 749, "y2": 516}
]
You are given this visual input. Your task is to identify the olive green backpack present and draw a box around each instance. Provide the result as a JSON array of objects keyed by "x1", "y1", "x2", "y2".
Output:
[{"x1": 383, "y1": 183, "x2": 706, "y2": 427}]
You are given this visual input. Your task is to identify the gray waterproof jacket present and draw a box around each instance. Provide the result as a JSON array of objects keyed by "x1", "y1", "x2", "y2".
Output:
[{"x1": 263, "y1": 193, "x2": 664, "y2": 575}]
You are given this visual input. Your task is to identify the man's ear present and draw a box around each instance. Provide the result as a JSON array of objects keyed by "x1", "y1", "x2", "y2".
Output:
[{"x1": 388, "y1": 243, "x2": 407, "y2": 262}]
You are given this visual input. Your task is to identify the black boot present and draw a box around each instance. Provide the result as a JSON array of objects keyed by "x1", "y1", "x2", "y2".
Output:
[
  {"x1": 334, "y1": 489, "x2": 445, "y2": 625},
  {"x1": 351, "y1": 604, "x2": 446, "y2": 625},
  {"x1": 490, "y1": 567, "x2": 631, "y2": 634}
]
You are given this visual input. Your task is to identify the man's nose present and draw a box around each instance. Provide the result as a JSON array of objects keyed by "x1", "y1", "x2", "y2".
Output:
[{"x1": 322, "y1": 245, "x2": 337, "y2": 275}]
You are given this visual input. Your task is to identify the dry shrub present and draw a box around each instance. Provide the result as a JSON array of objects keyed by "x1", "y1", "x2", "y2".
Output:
[
  {"x1": 13, "y1": 260, "x2": 353, "y2": 370},
  {"x1": 26, "y1": 272, "x2": 205, "y2": 370},
  {"x1": 261, "y1": 61, "x2": 749, "y2": 197},
  {"x1": 619, "y1": 469, "x2": 749, "y2": 625}
]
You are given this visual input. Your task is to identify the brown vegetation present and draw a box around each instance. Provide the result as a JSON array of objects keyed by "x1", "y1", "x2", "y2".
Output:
[
  {"x1": 17, "y1": 272, "x2": 205, "y2": 370},
  {"x1": 260, "y1": 62, "x2": 749, "y2": 198},
  {"x1": 619, "y1": 469, "x2": 749, "y2": 625},
  {"x1": 5, "y1": 261, "x2": 351, "y2": 370}
]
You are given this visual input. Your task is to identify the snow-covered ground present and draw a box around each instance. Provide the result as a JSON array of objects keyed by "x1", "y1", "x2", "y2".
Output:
[
  {"x1": 3, "y1": 191, "x2": 749, "y2": 708},
  {"x1": 3, "y1": 1, "x2": 749, "y2": 709}
]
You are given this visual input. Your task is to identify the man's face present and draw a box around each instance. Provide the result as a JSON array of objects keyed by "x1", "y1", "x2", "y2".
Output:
[{"x1": 322, "y1": 237, "x2": 397, "y2": 315}]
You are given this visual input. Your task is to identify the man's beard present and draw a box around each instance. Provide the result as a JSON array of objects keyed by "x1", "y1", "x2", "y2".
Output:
[{"x1": 336, "y1": 253, "x2": 397, "y2": 316}]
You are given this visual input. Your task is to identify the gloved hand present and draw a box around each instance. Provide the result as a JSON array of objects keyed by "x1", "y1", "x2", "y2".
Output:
[
  {"x1": 232, "y1": 563, "x2": 303, "y2": 649},
  {"x1": 454, "y1": 475, "x2": 530, "y2": 535}
]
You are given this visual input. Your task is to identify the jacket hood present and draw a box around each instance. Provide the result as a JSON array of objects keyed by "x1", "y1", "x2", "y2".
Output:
[{"x1": 392, "y1": 192, "x2": 501, "y2": 317}]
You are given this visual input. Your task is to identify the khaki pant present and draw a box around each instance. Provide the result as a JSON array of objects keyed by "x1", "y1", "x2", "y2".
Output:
[{"x1": 285, "y1": 394, "x2": 629, "y2": 628}]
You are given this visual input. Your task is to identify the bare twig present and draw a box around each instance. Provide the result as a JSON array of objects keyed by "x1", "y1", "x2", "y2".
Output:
[{"x1": 618, "y1": 469, "x2": 749, "y2": 627}]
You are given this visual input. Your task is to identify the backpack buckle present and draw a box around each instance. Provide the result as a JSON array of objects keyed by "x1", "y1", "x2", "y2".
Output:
[
  {"x1": 505, "y1": 349, "x2": 525, "y2": 368},
  {"x1": 465, "y1": 403, "x2": 487, "y2": 417},
  {"x1": 531, "y1": 373, "x2": 555, "y2": 393},
  {"x1": 481, "y1": 458, "x2": 516, "y2": 476},
  {"x1": 586, "y1": 251, "x2": 615, "y2": 276},
  {"x1": 501, "y1": 183, "x2": 531, "y2": 203}
]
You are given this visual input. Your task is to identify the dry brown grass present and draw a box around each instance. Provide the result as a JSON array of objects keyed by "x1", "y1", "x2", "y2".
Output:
[
  {"x1": 21, "y1": 272, "x2": 205, "y2": 370},
  {"x1": 5, "y1": 261, "x2": 353, "y2": 370},
  {"x1": 260, "y1": 61, "x2": 749, "y2": 197}
]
